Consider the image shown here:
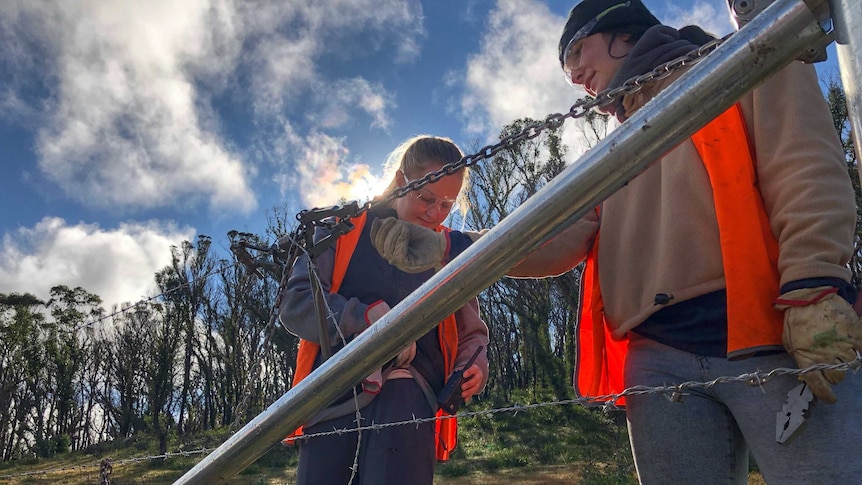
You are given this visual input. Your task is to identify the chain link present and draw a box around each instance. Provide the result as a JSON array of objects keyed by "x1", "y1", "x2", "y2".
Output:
[{"x1": 295, "y1": 35, "x2": 726, "y2": 239}]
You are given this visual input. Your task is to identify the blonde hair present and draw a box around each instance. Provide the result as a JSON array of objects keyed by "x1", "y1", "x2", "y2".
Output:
[{"x1": 379, "y1": 135, "x2": 471, "y2": 213}]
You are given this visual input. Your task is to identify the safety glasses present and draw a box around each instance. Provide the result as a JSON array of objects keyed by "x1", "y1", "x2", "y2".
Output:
[
  {"x1": 562, "y1": 1, "x2": 632, "y2": 86},
  {"x1": 399, "y1": 170, "x2": 457, "y2": 213}
]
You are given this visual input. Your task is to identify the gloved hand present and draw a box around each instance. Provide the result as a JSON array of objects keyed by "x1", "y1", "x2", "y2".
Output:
[
  {"x1": 774, "y1": 286, "x2": 862, "y2": 404},
  {"x1": 365, "y1": 300, "x2": 390, "y2": 325},
  {"x1": 371, "y1": 217, "x2": 487, "y2": 273},
  {"x1": 371, "y1": 218, "x2": 449, "y2": 273}
]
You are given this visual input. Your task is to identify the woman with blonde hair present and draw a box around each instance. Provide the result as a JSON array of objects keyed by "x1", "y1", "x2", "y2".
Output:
[{"x1": 280, "y1": 135, "x2": 489, "y2": 485}]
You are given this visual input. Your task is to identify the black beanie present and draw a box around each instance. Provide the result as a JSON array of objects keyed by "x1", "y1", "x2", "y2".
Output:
[{"x1": 558, "y1": 0, "x2": 662, "y2": 66}]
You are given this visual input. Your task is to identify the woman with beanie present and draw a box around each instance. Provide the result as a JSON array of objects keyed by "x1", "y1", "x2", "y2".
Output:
[{"x1": 371, "y1": 1, "x2": 862, "y2": 483}]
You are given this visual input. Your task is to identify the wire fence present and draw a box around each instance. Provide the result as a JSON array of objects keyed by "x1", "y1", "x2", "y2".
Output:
[{"x1": 1, "y1": 358, "x2": 857, "y2": 481}]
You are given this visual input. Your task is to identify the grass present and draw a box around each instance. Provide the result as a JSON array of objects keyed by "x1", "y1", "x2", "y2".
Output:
[
  {"x1": 0, "y1": 390, "x2": 766, "y2": 484},
  {"x1": 435, "y1": 389, "x2": 638, "y2": 485}
]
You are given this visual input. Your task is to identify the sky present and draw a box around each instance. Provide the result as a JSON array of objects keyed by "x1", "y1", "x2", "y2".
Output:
[{"x1": 0, "y1": 0, "x2": 845, "y2": 312}]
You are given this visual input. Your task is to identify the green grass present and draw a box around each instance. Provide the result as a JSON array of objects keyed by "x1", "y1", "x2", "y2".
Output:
[{"x1": 436, "y1": 389, "x2": 637, "y2": 484}]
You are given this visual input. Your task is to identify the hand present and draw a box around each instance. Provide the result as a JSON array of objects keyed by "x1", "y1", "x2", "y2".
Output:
[
  {"x1": 365, "y1": 300, "x2": 390, "y2": 325},
  {"x1": 775, "y1": 286, "x2": 862, "y2": 403},
  {"x1": 371, "y1": 217, "x2": 449, "y2": 273},
  {"x1": 459, "y1": 365, "x2": 482, "y2": 402},
  {"x1": 393, "y1": 342, "x2": 416, "y2": 368},
  {"x1": 362, "y1": 301, "x2": 391, "y2": 394}
]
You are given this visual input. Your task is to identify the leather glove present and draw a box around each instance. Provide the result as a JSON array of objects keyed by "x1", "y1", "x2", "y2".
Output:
[
  {"x1": 774, "y1": 286, "x2": 862, "y2": 404},
  {"x1": 371, "y1": 218, "x2": 449, "y2": 273},
  {"x1": 365, "y1": 300, "x2": 390, "y2": 325},
  {"x1": 371, "y1": 217, "x2": 487, "y2": 273}
]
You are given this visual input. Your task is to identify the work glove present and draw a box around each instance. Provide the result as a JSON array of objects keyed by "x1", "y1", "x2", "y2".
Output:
[
  {"x1": 371, "y1": 217, "x2": 486, "y2": 274},
  {"x1": 371, "y1": 218, "x2": 449, "y2": 273},
  {"x1": 365, "y1": 300, "x2": 390, "y2": 325},
  {"x1": 774, "y1": 286, "x2": 862, "y2": 404}
]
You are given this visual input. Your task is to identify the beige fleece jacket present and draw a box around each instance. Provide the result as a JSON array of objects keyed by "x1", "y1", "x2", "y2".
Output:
[{"x1": 516, "y1": 61, "x2": 856, "y2": 340}]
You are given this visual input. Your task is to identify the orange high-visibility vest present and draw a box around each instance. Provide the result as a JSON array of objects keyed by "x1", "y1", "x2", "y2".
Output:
[
  {"x1": 574, "y1": 103, "x2": 784, "y2": 405},
  {"x1": 284, "y1": 212, "x2": 461, "y2": 462}
]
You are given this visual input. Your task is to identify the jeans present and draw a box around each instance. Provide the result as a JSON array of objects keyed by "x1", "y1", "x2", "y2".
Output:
[{"x1": 624, "y1": 333, "x2": 862, "y2": 485}]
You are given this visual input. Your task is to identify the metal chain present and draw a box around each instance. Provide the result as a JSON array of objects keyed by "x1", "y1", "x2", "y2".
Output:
[
  {"x1": 229, "y1": 231, "x2": 305, "y2": 429},
  {"x1": 296, "y1": 35, "x2": 727, "y2": 235}
]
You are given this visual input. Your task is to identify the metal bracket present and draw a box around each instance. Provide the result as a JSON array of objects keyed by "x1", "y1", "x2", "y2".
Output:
[
  {"x1": 728, "y1": 0, "x2": 833, "y2": 63},
  {"x1": 297, "y1": 201, "x2": 361, "y2": 259}
]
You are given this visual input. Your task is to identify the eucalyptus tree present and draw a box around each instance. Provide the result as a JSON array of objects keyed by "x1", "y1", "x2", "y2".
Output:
[
  {"x1": 42, "y1": 286, "x2": 103, "y2": 454},
  {"x1": 0, "y1": 293, "x2": 45, "y2": 460},
  {"x1": 463, "y1": 118, "x2": 578, "y2": 400},
  {"x1": 154, "y1": 235, "x2": 219, "y2": 435}
]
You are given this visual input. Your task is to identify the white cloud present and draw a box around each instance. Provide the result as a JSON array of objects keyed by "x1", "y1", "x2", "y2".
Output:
[
  {"x1": 289, "y1": 131, "x2": 385, "y2": 208},
  {"x1": 0, "y1": 1, "x2": 257, "y2": 214},
  {"x1": 0, "y1": 0, "x2": 424, "y2": 217},
  {"x1": 661, "y1": 0, "x2": 735, "y2": 37},
  {"x1": 0, "y1": 217, "x2": 196, "y2": 312},
  {"x1": 459, "y1": 0, "x2": 595, "y2": 158},
  {"x1": 310, "y1": 78, "x2": 396, "y2": 132}
]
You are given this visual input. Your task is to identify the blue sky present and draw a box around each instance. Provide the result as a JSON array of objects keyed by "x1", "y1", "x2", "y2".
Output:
[{"x1": 0, "y1": 0, "x2": 843, "y2": 311}]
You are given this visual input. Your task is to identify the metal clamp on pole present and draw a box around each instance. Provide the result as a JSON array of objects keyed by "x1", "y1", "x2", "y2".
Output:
[
  {"x1": 297, "y1": 201, "x2": 360, "y2": 259},
  {"x1": 729, "y1": 0, "x2": 833, "y2": 62}
]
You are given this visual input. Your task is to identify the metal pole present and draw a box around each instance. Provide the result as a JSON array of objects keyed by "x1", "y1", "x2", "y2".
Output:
[
  {"x1": 830, "y1": 0, "x2": 862, "y2": 167},
  {"x1": 174, "y1": 0, "x2": 827, "y2": 482}
]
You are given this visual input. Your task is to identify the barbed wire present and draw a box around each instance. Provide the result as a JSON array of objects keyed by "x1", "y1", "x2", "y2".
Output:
[
  {"x1": 285, "y1": 358, "x2": 862, "y2": 441},
  {"x1": 82, "y1": 259, "x2": 240, "y2": 329},
  {"x1": 28, "y1": 258, "x2": 243, "y2": 341},
  {"x1": 3, "y1": 359, "x2": 859, "y2": 480}
]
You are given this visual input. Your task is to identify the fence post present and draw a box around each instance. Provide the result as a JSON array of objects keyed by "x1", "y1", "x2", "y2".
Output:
[{"x1": 99, "y1": 458, "x2": 112, "y2": 485}]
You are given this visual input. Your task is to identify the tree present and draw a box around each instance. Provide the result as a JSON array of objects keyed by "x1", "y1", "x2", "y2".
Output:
[
  {"x1": 42, "y1": 286, "x2": 103, "y2": 455},
  {"x1": 0, "y1": 293, "x2": 45, "y2": 460},
  {"x1": 825, "y1": 77, "x2": 862, "y2": 286},
  {"x1": 462, "y1": 118, "x2": 581, "y2": 400}
]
